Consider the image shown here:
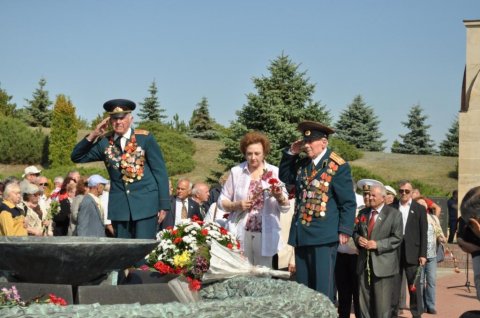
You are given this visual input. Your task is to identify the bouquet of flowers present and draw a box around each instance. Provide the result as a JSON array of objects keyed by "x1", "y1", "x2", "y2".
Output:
[
  {"x1": 0, "y1": 286, "x2": 67, "y2": 308},
  {"x1": 355, "y1": 214, "x2": 372, "y2": 285},
  {"x1": 46, "y1": 200, "x2": 60, "y2": 221},
  {"x1": 146, "y1": 216, "x2": 240, "y2": 291}
]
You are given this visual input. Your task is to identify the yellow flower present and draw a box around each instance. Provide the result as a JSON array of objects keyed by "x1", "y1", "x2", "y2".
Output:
[{"x1": 173, "y1": 251, "x2": 191, "y2": 268}]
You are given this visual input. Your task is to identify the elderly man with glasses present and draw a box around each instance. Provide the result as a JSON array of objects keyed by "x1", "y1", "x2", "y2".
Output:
[
  {"x1": 391, "y1": 180, "x2": 428, "y2": 318},
  {"x1": 71, "y1": 99, "x2": 170, "y2": 242}
]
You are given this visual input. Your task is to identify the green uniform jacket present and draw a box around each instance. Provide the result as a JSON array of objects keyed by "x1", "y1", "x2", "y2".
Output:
[
  {"x1": 279, "y1": 148, "x2": 356, "y2": 247},
  {"x1": 70, "y1": 129, "x2": 170, "y2": 221}
]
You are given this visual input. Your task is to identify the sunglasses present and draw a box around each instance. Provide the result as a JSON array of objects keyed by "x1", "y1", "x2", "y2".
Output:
[
  {"x1": 39, "y1": 183, "x2": 48, "y2": 186},
  {"x1": 399, "y1": 189, "x2": 411, "y2": 194}
]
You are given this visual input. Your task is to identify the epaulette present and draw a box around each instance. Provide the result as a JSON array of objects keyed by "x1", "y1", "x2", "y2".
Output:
[
  {"x1": 329, "y1": 151, "x2": 346, "y2": 165},
  {"x1": 134, "y1": 129, "x2": 149, "y2": 135}
]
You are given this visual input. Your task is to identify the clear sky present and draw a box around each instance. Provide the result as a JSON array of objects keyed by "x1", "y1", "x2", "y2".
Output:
[{"x1": 1, "y1": 0, "x2": 479, "y2": 150}]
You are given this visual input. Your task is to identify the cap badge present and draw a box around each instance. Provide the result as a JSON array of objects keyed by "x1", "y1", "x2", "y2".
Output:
[
  {"x1": 113, "y1": 106, "x2": 124, "y2": 112},
  {"x1": 304, "y1": 130, "x2": 311, "y2": 136}
]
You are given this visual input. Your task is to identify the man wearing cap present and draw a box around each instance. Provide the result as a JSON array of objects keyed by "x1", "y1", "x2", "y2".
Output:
[
  {"x1": 385, "y1": 185, "x2": 398, "y2": 205},
  {"x1": 279, "y1": 120, "x2": 356, "y2": 301},
  {"x1": 19, "y1": 165, "x2": 41, "y2": 194},
  {"x1": 76, "y1": 175, "x2": 108, "y2": 237},
  {"x1": 71, "y1": 99, "x2": 170, "y2": 240}
]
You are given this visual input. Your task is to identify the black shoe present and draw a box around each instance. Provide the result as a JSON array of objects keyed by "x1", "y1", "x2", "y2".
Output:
[{"x1": 427, "y1": 309, "x2": 437, "y2": 314}]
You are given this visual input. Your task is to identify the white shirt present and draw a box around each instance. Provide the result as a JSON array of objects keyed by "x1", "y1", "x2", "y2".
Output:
[
  {"x1": 399, "y1": 199, "x2": 412, "y2": 234},
  {"x1": 100, "y1": 192, "x2": 110, "y2": 225},
  {"x1": 312, "y1": 148, "x2": 327, "y2": 166},
  {"x1": 175, "y1": 198, "x2": 189, "y2": 225},
  {"x1": 114, "y1": 128, "x2": 132, "y2": 151}
]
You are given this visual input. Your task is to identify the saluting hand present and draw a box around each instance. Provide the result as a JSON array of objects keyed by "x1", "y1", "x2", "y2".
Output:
[
  {"x1": 289, "y1": 140, "x2": 303, "y2": 155},
  {"x1": 87, "y1": 117, "x2": 110, "y2": 142}
]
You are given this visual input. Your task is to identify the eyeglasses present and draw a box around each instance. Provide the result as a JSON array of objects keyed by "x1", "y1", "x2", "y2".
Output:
[
  {"x1": 39, "y1": 183, "x2": 48, "y2": 186},
  {"x1": 399, "y1": 189, "x2": 411, "y2": 194}
]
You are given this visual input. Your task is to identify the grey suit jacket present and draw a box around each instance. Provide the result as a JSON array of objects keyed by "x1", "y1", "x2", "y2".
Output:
[
  {"x1": 354, "y1": 205, "x2": 403, "y2": 277},
  {"x1": 76, "y1": 194, "x2": 106, "y2": 237}
]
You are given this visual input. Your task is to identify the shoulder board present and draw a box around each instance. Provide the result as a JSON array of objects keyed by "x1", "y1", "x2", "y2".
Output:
[
  {"x1": 134, "y1": 129, "x2": 149, "y2": 135},
  {"x1": 329, "y1": 152, "x2": 346, "y2": 165}
]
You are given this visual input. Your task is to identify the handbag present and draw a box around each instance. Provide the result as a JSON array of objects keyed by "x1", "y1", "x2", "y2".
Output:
[{"x1": 436, "y1": 243, "x2": 445, "y2": 263}]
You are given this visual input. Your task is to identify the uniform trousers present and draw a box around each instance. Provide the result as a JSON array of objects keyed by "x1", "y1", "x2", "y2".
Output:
[
  {"x1": 295, "y1": 242, "x2": 338, "y2": 301},
  {"x1": 112, "y1": 214, "x2": 158, "y2": 239}
]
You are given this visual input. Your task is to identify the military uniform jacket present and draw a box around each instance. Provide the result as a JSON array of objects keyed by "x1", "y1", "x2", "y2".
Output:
[
  {"x1": 279, "y1": 148, "x2": 356, "y2": 247},
  {"x1": 71, "y1": 128, "x2": 170, "y2": 221}
]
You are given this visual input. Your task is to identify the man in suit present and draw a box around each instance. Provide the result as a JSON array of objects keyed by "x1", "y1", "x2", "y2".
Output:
[
  {"x1": 354, "y1": 183, "x2": 403, "y2": 318},
  {"x1": 76, "y1": 175, "x2": 108, "y2": 237},
  {"x1": 279, "y1": 120, "x2": 356, "y2": 301},
  {"x1": 160, "y1": 178, "x2": 202, "y2": 229},
  {"x1": 71, "y1": 99, "x2": 170, "y2": 240},
  {"x1": 191, "y1": 182, "x2": 210, "y2": 218},
  {"x1": 391, "y1": 180, "x2": 428, "y2": 318}
]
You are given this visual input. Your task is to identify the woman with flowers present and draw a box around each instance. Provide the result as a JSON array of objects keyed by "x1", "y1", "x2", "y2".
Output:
[{"x1": 219, "y1": 131, "x2": 290, "y2": 267}]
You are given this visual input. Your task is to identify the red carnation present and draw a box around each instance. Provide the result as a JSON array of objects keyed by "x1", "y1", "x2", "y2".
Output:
[
  {"x1": 173, "y1": 237, "x2": 183, "y2": 244},
  {"x1": 227, "y1": 243, "x2": 233, "y2": 249},
  {"x1": 220, "y1": 227, "x2": 228, "y2": 235},
  {"x1": 187, "y1": 277, "x2": 202, "y2": 291},
  {"x1": 49, "y1": 293, "x2": 67, "y2": 306},
  {"x1": 154, "y1": 261, "x2": 174, "y2": 274},
  {"x1": 172, "y1": 229, "x2": 178, "y2": 236},
  {"x1": 201, "y1": 229, "x2": 208, "y2": 236},
  {"x1": 268, "y1": 178, "x2": 279, "y2": 185},
  {"x1": 409, "y1": 284, "x2": 416, "y2": 293},
  {"x1": 192, "y1": 215, "x2": 199, "y2": 221},
  {"x1": 166, "y1": 226, "x2": 173, "y2": 231},
  {"x1": 360, "y1": 215, "x2": 367, "y2": 223}
]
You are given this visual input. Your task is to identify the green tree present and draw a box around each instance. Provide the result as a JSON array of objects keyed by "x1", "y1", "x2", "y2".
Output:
[
  {"x1": 218, "y1": 53, "x2": 331, "y2": 169},
  {"x1": 24, "y1": 77, "x2": 53, "y2": 127},
  {"x1": 188, "y1": 97, "x2": 218, "y2": 139},
  {"x1": 138, "y1": 80, "x2": 167, "y2": 123},
  {"x1": 169, "y1": 113, "x2": 188, "y2": 133},
  {"x1": 335, "y1": 95, "x2": 385, "y2": 151},
  {"x1": 0, "y1": 84, "x2": 17, "y2": 117},
  {"x1": 391, "y1": 104, "x2": 436, "y2": 154},
  {"x1": 439, "y1": 117, "x2": 459, "y2": 157},
  {"x1": 49, "y1": 95, "x2": 78, "y2": 168}
]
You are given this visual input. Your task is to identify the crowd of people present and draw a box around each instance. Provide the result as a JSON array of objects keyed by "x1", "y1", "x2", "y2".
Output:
[{"x1": 0, "y1": 98, "x2": 475, "y2": 318}]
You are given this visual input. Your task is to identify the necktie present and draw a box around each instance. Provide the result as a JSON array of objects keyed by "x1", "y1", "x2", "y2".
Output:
[
  {"x1": 367, "y1": 210, "x2": 378, "y2": 238},
  {"x1": 181, "y1": 201, "x2": 188, "y2": 219},
  {"x1": 115, "y1": 136, "x2": 122, "y2": 151}
]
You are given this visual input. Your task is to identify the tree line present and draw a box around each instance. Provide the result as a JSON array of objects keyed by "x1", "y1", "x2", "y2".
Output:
[{"x1": 0, "y1": 53, "x2": 459, "y2": 173}]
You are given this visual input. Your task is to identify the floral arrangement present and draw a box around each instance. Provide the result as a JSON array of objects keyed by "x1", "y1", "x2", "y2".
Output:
[
  {"x1": 248, "y1": 169, "x2": 281, "y2": 212},
  {"x1": 105, "y1": 133, "x2": 145, "y2": 183},
  {"x1": 146, "y1": 216, "x2": 240, "y2": 291},
  {"x1": 0, "y1": 286, "x2": 67, "y2": 308}
]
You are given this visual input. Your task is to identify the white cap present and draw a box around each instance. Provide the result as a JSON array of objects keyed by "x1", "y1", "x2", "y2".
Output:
[
  {"x1": 357, "y1": 179, "x2": 384, "y2": 193},
  {"x1": 385, "y1": 185, "x2": 397, "y2": 196},
  {"x1": 22, "y1": 166, "x2": 41, "y2": 178}
]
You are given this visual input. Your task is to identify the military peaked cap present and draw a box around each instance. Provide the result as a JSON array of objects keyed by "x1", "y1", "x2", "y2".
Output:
[
  {"x1": 103, "y1": 99, "x2": 136, "y2": 118},
  {"x1": 298, "y1": 120, "x2": 335, "y2": 141}
]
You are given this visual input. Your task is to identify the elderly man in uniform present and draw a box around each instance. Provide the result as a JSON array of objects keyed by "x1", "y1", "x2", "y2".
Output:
[
  {"x1": 71, "y1": 99, "x2": 170, "y2": 240},
  {"x1": 279, "y1": 121, "x2": 356, "y2": 301}
]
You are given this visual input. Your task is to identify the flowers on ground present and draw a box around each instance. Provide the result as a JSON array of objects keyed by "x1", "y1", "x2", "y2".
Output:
[
  {"x1": 146, "y1": 216, "x2": 240, "y2": 290},
  {"x1": 0, "y1": 286, "x2": 67, "y2": 308}
]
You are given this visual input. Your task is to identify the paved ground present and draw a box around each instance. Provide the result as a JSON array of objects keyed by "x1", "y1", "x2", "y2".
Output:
[{"x1": 349, "y1": 267, "x2": 478, "y2": 317}]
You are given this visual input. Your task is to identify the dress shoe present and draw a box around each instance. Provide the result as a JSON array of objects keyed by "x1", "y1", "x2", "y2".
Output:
[{"x1": 427, "y1": 309, "x2": 437, "y2": 314}]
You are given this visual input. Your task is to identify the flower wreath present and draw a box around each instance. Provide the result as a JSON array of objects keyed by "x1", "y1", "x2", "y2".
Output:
[
  {"x1": 299, "y1": 160, "x2": 338, "y2": 226},
  {"x1": 104, "y1": 132, "x2": 145, "y2": 183}
]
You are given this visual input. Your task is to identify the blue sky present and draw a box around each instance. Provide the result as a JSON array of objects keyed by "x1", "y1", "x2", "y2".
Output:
[{"x1": 1, "y1": 0, "x2": 479, "y2": 150}]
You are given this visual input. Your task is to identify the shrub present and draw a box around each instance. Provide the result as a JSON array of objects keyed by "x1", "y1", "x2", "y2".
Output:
[
  {"x1": 329, "y1": 138, "x2": 363, "y2": 162},
  {"x1": 136, "y1": 121, "x2": 195, "y2": 175},
  {"x1": 0, "y1": 116, "x2": 46, "y2": 164}
]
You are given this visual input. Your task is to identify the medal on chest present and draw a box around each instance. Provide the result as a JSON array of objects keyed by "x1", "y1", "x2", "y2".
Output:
[
  {"x1": 297, "y1": 160, "x2": 338, "y2": 226},
  {"x1": 104, "y1": 133, "x2": 146, "y2": 183}
]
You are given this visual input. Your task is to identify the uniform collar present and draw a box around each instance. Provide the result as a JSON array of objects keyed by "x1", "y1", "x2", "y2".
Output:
[{"x1": 114, "y1": 128, "x2": 132, "y2": 141}]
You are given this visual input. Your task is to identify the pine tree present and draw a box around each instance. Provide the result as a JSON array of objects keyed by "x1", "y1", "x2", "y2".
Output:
[
  {"x1": 439, "y1": 117, "x2": 459, "y2": 156},
  {"x1": 138, "y1": 80, "x2": 167, "y2": 123},
  {"x1": 169, "y1": 113, "x2": 188, "y2": 133},
  {"x1": 218, "y1": 53, "x2": 331, "y2": 169},
  {"x1": 335, "y1": 95, "x2": 385, "y2": 151},
  {"x1": 188, "y1": 97, "x2": 218, "y2": 139},
  {"x1": 0, "y1": 84, "x2": 17, "y2": 117},
  {"x1": 24, "y1": 77, "x2": 53, "y2": 127},
  {"x1": 391, "y1": 104, "x2": 436, "y2": 154},
  {"x1": 49, "y1": 95, "x2": 78, "y2": 168}
]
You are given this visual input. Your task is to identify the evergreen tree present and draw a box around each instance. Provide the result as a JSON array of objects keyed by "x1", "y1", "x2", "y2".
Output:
[
  {"x1": 138, "y1": 80, "x2": 167, "y2": 123},
  {"x1": 218, "y1": 53, "x2": 331, "y2": 169},
  {"x1": 188, "y1": 97, "x2": 218, "y2": 139},
  {"x1": 391, "y1": 104, "x2": 436, "y2": 154},
  {"x1": 0, "y1": 84, "x2": 17, "y2": 117},
  {"x1": 439, "y1": 117, "x2": 459, "y2": 156},
  {"x1": 169, "y1": 113, "x2": 188, "y2": 133},
  {"x1": 24, "y1": 77, "x2": 53, "y2": 127},
  {"x1": 335, "y1": 95, "x2": 385, "y2": 151},
  {"x1": 49, "y1": 95, "x2": 78, "y2": 168}
]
